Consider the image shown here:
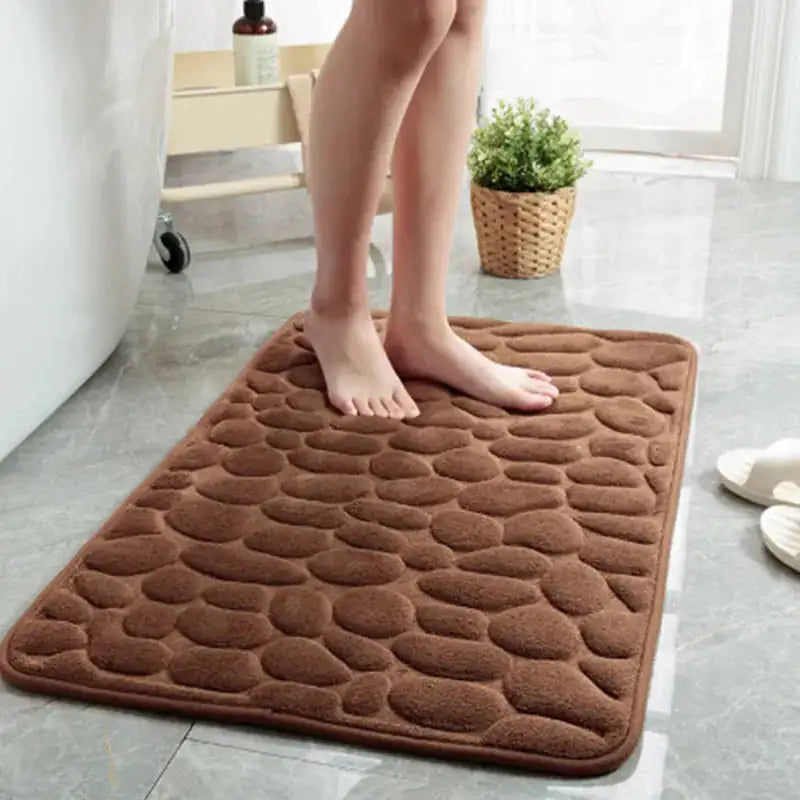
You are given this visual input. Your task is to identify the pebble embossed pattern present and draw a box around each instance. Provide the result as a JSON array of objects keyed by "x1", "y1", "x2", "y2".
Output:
[{"x1": 0, "y1": 314, "x2": 696, "y2": 777}]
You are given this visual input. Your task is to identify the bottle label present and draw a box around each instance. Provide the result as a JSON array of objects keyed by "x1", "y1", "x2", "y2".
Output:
[{"x1": 234, "y1": 35, "x2": 280, "y2": 86}]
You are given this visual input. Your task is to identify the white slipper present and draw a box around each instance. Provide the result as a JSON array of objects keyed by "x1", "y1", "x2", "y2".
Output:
[
  {"x1": 716, "y1": 438, "x2": 800, "y2": 507},
  {"x1": 761, "y1": 504, "x2": 800, "y2": 573}
]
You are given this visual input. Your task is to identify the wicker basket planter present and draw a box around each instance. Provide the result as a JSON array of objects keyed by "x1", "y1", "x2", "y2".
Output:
[{"x1": 471, "y1": 183, "x2": 576, "y2": 279}]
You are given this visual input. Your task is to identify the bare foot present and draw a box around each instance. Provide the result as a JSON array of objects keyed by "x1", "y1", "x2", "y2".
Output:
[
  {"x1": 385, "y1": 323, "x2": 558, "y2": 412},
  {"x1": 305, "y1": 309, "x2": 419, "y2": 418}
]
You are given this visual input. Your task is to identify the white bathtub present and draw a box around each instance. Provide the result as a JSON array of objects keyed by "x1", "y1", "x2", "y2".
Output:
[{"x1": 0, "y1": 1, "x2": 174, "y2": 461}]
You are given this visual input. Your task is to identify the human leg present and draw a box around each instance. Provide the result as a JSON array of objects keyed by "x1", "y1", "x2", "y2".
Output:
[
  {"x1": 306, "y1": 0, "x2": 457, "y2": 417},
  {"x1": 384, "y1": 0, "x2": 557, "y2": 411}
]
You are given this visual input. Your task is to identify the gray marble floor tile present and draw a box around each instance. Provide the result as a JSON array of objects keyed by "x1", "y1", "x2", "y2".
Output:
[
  {"x1": 186, "y1": 722, "x2": 671, "y2": 800},
  {"x1": 0, "y1": 500, "x2": 128, "y2": 637},
  {"x1": 138, "y1": 240, "x2": 319, "y2": 317},
  {"x1": 150, "y1": 737, "x2": 629, "y2": 800},
  {"x1": 147, "y1": 739, "x2": 427, "y2": 800},
  {"x1": 0, "y1": 683, "x2": 187, "y2": 800}
]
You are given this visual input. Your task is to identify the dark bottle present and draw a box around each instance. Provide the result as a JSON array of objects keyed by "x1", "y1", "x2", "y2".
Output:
[{"x1": 233, "y1": 0, "x2": 279, "y2": 86}]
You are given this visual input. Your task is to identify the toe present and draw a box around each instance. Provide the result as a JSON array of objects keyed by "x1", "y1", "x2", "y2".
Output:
[
  {"x1": 394, "y1": 386, "x2": 420, "y2": 418},
  {"x1": 331, "y1": 394, "x2": 357, "y2": 416},
  {"x1": 369, "y1": 397, "x2": 389, "y2": 417},
  {"x1": 515, "y1": 388, "x2": 553, "y2": 411},
  {"x1": 526, "y1": 378, "x2": 559, "y2": 398},
  {"x1": 353, "y1": 397, "x2": 374, "y2": 416},
  {"x1": 384, "y1": 398, "x2": 405, "y2": 419},
  {"x1": 526, "y1": 369, "x2": 553, "y2": 383}
]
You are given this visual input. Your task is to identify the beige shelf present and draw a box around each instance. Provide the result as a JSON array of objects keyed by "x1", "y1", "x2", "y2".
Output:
[
  {"x1": 162, "y1": 174, "x2": 306, "y2": 204},
  {"x1": 165, "y1": 45, "x2": 330, "y2": 198},
  {"x1": 168, "y1": 83, "x2": 302, "y2": 156}
]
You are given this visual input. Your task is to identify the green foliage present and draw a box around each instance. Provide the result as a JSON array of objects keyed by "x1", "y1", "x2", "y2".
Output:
[{"x1": 468, "y1": 98, "x2": 592, "y2": 193}]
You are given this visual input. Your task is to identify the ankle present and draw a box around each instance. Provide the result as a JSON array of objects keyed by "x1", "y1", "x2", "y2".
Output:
[
  {"x1": 310, "y1": 289, "x2": 370, "y2": 322},
  {"x1": 386, "y1": 309, "x2": 450, "y2": 345}
]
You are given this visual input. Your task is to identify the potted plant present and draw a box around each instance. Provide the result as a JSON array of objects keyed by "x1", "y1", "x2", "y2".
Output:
[{"x1": 468, "y1": 98, "x2": 591, "y2": 279}]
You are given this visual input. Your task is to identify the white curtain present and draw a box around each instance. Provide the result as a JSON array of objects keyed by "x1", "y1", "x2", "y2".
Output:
[{"x1": 484, "y1": 0, "x2": 732, "y2": 131}]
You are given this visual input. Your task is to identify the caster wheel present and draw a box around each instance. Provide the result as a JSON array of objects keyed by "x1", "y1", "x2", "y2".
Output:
[{"x1": 159, "y1": 231, "x2": 191, "y2": 274}]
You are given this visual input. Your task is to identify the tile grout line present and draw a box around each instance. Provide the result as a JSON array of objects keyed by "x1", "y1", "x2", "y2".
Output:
[
  {"x1": 142, "y1": 723, "x2": 194, "y2": 800},
  {"x1": 184, "y1": 735, "x2": 388, "y2": 778},
  {"x1": 134, "y1": 299, "x2": 298, "y2": 321},
  {"x1": 184, "y1": 735, "x2": 539, "y2": 787}
]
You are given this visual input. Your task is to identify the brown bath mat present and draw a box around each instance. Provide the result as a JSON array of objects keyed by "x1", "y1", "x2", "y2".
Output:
[{"x1": 1, "y1": 314, "x2": 696, "y2": 776}]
